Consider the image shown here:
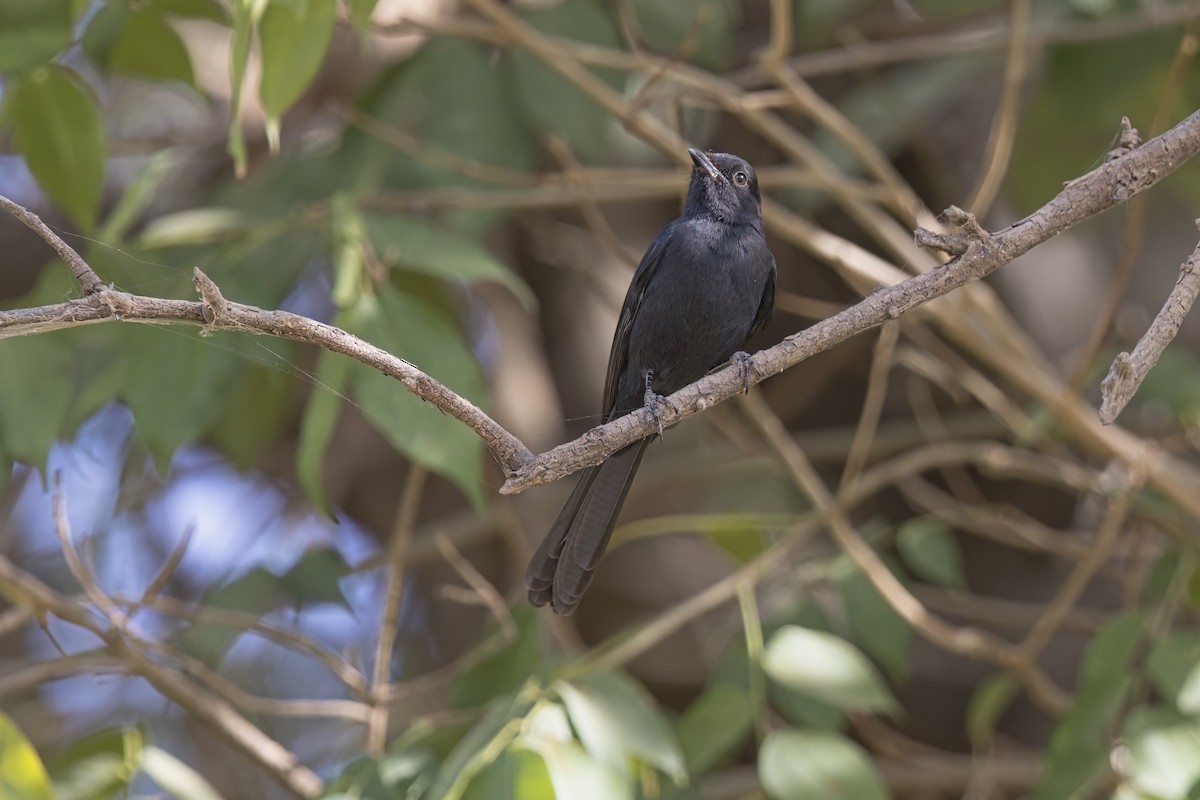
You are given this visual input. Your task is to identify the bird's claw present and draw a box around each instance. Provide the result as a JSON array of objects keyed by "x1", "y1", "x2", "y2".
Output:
[
  {"x1": 731, "y1": 351, "x2": 754, "y2": 394},
  {"x1": 644, "y1": 370, "x2": 666, "y2": 440}
]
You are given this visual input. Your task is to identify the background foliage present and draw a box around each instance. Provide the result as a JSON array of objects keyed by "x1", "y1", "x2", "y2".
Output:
[{"x1": 2, "y1": 0, "x2": 1200, "y2": 798}]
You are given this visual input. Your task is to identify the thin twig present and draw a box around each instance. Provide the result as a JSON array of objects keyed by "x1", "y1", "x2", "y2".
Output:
[
  {"x1": 837, "y1": 321, "x2": 900, "y2": 503},
  {"x1": 1100, "y1": 230, "x2": 1200, "y2": 424},
  {"x1": 0, "y1": 195, "x2": 105, "y2": 294},
  {"x1": 436, "y1": 531, "x2": 516, "y2": 640},
  {"x1": 368, "y1": 466, "x2": 428, "y2": 754}
]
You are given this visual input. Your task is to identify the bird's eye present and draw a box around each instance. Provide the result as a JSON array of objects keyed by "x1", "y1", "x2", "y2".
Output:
[{"x1": 733, "y1": 171, "x2": 748, "y2": 186}]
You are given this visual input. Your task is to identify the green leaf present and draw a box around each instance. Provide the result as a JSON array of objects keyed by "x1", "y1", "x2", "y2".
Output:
[
  {"x1": 295, "y1": 350, "x2": 349, "y2": 516},
  {"x1": 346, "y1": 0, "x2": 378, "y2": 32},
  {"x1": 362, "y1": 213, "x2": 536, "y2": 309},
  {"x1": 139, "y1": 746, "x2": 222, "y2": 800},
  {"x1": 509, "y1": 0, "x2": 625, "y2": 163},
  {"x1": 966, "y1": 674, "x2": 1020, "y2": 746},
  {"x1": 835, "y1": 558, "x2": 911, "y2": 682},
  {"x1": 425, "y1": 690, "x2": 535, "y2": 800},
  {"x1": 519, "y1": 704, "x2": 630, "y2": 800},
  {"x1": 0, "y1": 712, "x2": 53, "y2": 800},
  {"x1": 0, "y1": 334, "x2": 72, "y2": 469},
  {"x1": 119, "y1": 328, "x2": 241, "y2": 473},
  {"x1": 48, "y1": 727, "x2": 142, "y2": 800},
  {"x1": 675, "y1": 684, "x2": 754, "y2": 775},
  {"x1": 462, "y1": 749, "x2": 554, "y2": 800},
  {"x1": 258, "y1": 0, "x2": 336, "y2": 148},
  {"x1": 136, "y1": 208, "x2": 254, "y2": 249},
  {"x1": 896, "y1": 518, "x2": 966, "y2": 589},
  {"x1": 105, "y1": 9, "x2": 194, "y2": 85},
  {"x1": 8, "y1": 65, "x2": 106, "y2": 231},
  {"x1": 555, "y1": 672, "x2": 686, "y2": 783},
  {"x1": 1122, "y1": 707, "x2": 1200, "y2": 800},
  {"x1": 152, "y1": 0, "x2": 230, "y2": 22},
  {"x1": 209, "y1": 362, "x2": 294, "y2": 469},
  {"x1": 758, "y1": 729, "x2": 887, "y2": 800},
  {"x1": 762, "y1": 626, "x2": 897, "y2": 715},
  {"x1": 0, "y1": 0, "x2": 71, "y2": 74},
  {"x1": 1033, "y1": 611, "x2": 1146, "y2": 800},
  {"x1": 454, "y1": 605, "x2": 542, "y2": 708},
  {"x1": 176, "y1": 567, "x2": 286, "y2": 664},
  {"x1": 227, "y1": 0, "x2": 265, "y2": 178},
  {"x1": 343, "y1": 286, "x2": 485, "y2": 509},
  {"x1": 629, "y1": 0, "x2": 733, "y2": 69},
  {"x1": 279, "y1": 546, "x2": 350, "y2": 610},
  {"x1": 1148, "y1": 632, "x2": 1200, "y2": 718},
  {"x1": 82, "y1": 0, "x2": 129, "y2": 66}
]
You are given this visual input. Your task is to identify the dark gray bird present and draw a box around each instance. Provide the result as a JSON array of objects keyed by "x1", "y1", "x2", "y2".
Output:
[{"x1": 526, "y1": 149, "x2": 777, "y2": 615}]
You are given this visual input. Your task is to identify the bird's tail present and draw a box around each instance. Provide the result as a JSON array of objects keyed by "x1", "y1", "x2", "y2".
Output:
[{"x1": 524, "y1": 439, "x2": 650, "y2": 615}]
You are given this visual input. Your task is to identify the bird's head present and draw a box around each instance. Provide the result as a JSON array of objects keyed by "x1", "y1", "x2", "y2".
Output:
[{"x1": 684, "y1": 148, "x2": 763, "y2": 226}]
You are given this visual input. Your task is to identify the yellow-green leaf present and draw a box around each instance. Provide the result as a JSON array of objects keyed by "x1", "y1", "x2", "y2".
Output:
[
  {"x1": 0, "y1": 712, "x2": 53, "y2": 800},
  {"x1": 9, "y1": 65, "x2": 106, "y2": 231},
  {"x1": 107, "y1": 10, "x2": 194, "y2": 85}
]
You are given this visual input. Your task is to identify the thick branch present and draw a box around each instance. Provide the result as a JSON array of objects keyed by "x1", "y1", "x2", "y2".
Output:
[
  {"x1": 500, "y1": 107, "x2": 1200, "y2": 493},
  {"x1": 1099, "y1": 227, "x2": 1200, "y2": 424}
]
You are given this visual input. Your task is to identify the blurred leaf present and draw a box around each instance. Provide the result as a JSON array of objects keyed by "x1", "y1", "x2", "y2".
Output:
[
  {"x1": 136, "y1": 208, "x2": 255, "y2": 249},
  {"x1": 758, "y1": 729, "x2": 887, "y2": 800},
  {"x1": 295, "y1": 349, "x2": 350, "y2": 517},
  {"x1": 177, "y1": 567, "x2": 285, "y2": 663},
  {"x1": 280, "y1": 546, "x2": 350, "y2": 610},
  {"x1": 896, "y1": 518, "x2": 966, "y2": 589},
  {"x1": 556, "y1": 672, "x2": 686, "y2": 783},
  {"x1": 675, "y1": 684, "x2": 753, "y2": 775},
  {"x1": 48, "y1": 727, "x2": 142, "y2": 800},
  {"x1": 454, "y1": 605, "x2": 542, "y2": 708},
  {"x1": 835, "y1": 557, "x2": 911, "y2": 682},
  {"x1": 227, "y1": 0, "x2": 265, "y2": 178},
  {"x1": 326, "y1": 745, "x2": 438, "y2": 799},
  {"x1": 362, "y1": 212, "x2": 535, "y2": 309},
  {"x1": 1149, "y1": 632, "x2": 1200, "y2": 718},
  {"x1": 0, "y1": 334, "x2": 72, "y2": 469},
  {"x1": 762, "y1": 626, "x2": 898, "y2": 714},
  {"x1": 153, "y1": 0, "x2": 229, "y2": 22},
  {"x1": 629, "y1": 0, "x2": 732, "y2": 69},
  {"x1": 258, "y1": 0, "x2": 336, "y2": 148},
  {"x1": 0, "y1": 712, "x2": 53, "y2": 800},
  {"x1": 1124, "y1": 348, "x2": 1200, "y2": 424},
  {"x1": 343, "y1": 286, "x2": 486, "y2": 509},
  {"x1": 426, "y1": 690, "x2": 535, "y2": 800},
  {"x1": 346, "y1": 0, "x2": 378, "y2": 32},
  {"x1": 520, "y1": 704, "x2": 630, "y2": 800},
  {"x1": 1122, "y1": 706, "x2": 1200, "y2": 800},
  {"x1": 209, "y1": 361, "x2": 295, "y2": 468},
  {"x1": 8, "y1": 65, "x2": 106, "y2": 231},
  {"x1": 462, "y1": 749, "x2": 554, "y2": 800},
  {"x1": 140, "y1": 746, "x2": 222, "y2": 800},
  {"x1": 967, "y1": 673, "x2": 1020, "y2": 746},
  {"x1": 104, "y1": 9, "x2": 194, "y2": 84},
  {"x1": 0, "y1": 0, "x2": 71, "y2": 74},
  {"x1": 119, "y1": 328, "x2": 241, "y2": 473},
  {"x1": 98, "y1": 153, "x2": 173, "y2": 244},
  {"x1": 509, "y1": 0, "x2": 625, "y2": 163},
  {"x1": 82, "y1": 0, "x2": 129, "y2": 65},
  {"x1": 1033, "y1": 611, "x2": 1146, "y2": 800}
]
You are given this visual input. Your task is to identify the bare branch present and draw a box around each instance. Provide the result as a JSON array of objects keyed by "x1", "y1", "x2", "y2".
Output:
[
  {"x1": 1100, "y1": 228, "x2": 1200, "y2": 424},
  {"x1": 0, "y1": 195, "x2": 105, "y2": 294}
]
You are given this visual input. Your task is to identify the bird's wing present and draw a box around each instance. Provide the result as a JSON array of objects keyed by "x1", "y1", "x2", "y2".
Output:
[
  {"x1": 748, "y1": 255, "x2": 777, "y2": 339},
  {"x1": 601, "y1": 226, "x2": 674, "y2": 419}
]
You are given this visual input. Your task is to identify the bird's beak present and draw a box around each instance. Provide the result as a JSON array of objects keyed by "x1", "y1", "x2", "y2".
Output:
[{"x1": 688, "y1": 148, "x2": 723, "y2": 182}]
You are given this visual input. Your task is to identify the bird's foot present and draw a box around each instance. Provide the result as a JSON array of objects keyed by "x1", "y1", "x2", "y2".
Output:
[
  {"x1": 643, "y1": 370, "x2": 666, "y2": 440},
  {"x1": 731, "y1": 351, "x2": 754, "y2": 394}
]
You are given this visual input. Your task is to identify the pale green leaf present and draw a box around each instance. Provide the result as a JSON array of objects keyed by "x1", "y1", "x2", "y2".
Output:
[
  {"x1": 520, "y1": 705, "x2": 629, "y2": 800},
  {"x1": 152, "y1": 0, "x2": 229, "y2": 22},
  {"x1": 1122, "y1": 707, "x2": 1200, "y2": 800},
  {"x1": 362, "y1": 212, "x2": 535, "y2": 309},
  {"x1": 0, "y1": 0, "x2": 71, "y2": 74},
  {"x1": 258, "y1": 0, "x2": 336, "y2": 145},
  {"x1": 228, "y1": 0, "x2": 265, "y2": 177},
  {"x1": 762, "y1": 626, "x2": 897, "y2": 714},
  {"x1": 136, "y1": 208, "x2": 254, "y2": 249},
  {"x1": 462, "y1": 749, "x2": 554, "y2": 800},
  {"x1": 835, "y1": 558, "x2": 911, "y2": 682},
  {"x1": 0, "y1": 712, "x2": 52, "y2": 800},
  {"x1": 9, "y1": 65, "x2": 106, "y2": 231},
  {"x1": 139, "y1": 746, "x2": 223, "y2": 800},
  {"x1": 896, "y1": 518, "x2": 966, "y2": 589},
  {"x1": 556, "y1": 672, "x2": 686, "y2": 783},
  {"x1": 47, "y1": 725, "x2": 141, "y2": 800},
  {"x1": 0, "y1": 334, "x2": 73, "y2": 469},
  {"x1": 295, "y1": 350, "x2": 349, "y2": 516},
  {"x1": 758, "y1": 729, "x2": 887, "y2": 800},
  {"x1": 1148, "y1": 632, "x2": 1200, "y2": 718},
  {"x1": 344, "y1": 286, "x2": 485, "y2": 508},
  {"x1": 426, "y1": 691, "x2": 534, "y2": 800}
]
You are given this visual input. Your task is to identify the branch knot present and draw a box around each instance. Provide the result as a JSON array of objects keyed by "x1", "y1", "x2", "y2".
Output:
[{"x1": 192, "y1": 268, "x2": 228, "y2": 335}]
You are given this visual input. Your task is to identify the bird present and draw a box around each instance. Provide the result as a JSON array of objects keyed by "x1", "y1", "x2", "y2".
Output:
[{"x1": 525, "y1": 148, "x2": 777, "y2": 615}]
